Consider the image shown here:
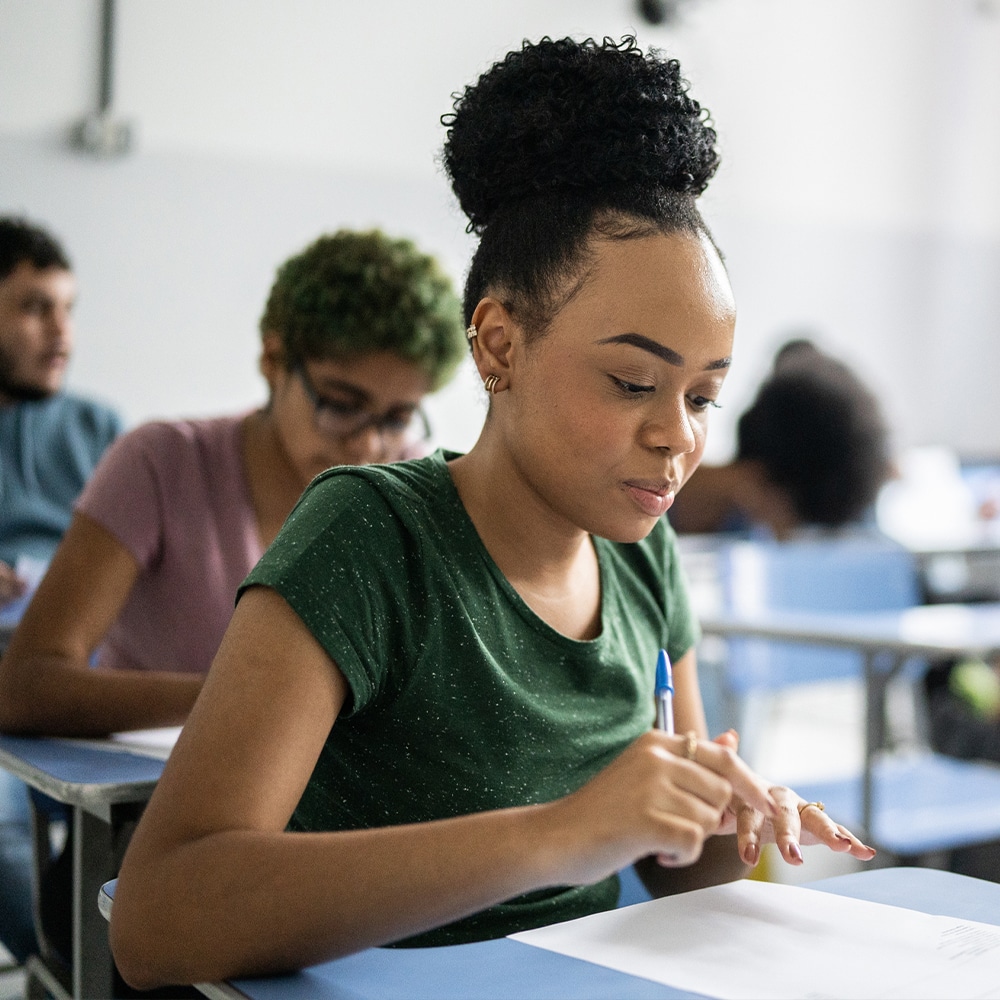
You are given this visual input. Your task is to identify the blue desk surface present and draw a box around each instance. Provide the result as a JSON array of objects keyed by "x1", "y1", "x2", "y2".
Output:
[
  {"x1": 0, "y1": 733, "x2": 164, "y2": 810},
  {"x1": 102, "y1": 867, "x2": 1000, "y2": 1000}
]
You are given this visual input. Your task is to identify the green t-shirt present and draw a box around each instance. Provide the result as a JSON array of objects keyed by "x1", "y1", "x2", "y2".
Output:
[{"x1": 240, "y1": 450, "x2": 699, "y2": 946}]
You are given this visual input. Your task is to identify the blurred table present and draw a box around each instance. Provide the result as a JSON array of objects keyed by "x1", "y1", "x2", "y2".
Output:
[{"x1": 0, "y1": 734, "x2": 166, "y2": 999}]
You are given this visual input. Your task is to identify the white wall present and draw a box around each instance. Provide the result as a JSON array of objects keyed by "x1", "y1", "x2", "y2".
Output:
[{"x1": 2, "y1": 0, "x2": 1000, "y2": 458}]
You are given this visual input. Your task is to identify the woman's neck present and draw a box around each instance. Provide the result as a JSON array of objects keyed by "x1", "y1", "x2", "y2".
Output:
[
  {"x1": 240, "y1": 409, "x2": 311, "y2": 548},
  {"x1": 448, "y1": 434, "x2": 602, "y2": 640}
]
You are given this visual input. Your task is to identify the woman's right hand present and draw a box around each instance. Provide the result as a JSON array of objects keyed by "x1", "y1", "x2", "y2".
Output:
[{"x1": 546, "y1": 730, "x2": 778, "y2": 886}]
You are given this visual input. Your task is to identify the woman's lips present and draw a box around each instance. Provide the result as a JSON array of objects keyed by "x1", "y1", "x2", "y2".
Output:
[{"x1": 623, "y1": 481, "x2": 676, "y2": 518}]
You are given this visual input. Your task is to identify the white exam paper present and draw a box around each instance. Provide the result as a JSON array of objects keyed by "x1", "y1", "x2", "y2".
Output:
[
  {"x1": 510, "y1": 879, "x2": 1000, "y2": 999},
  {"x1": 61, "y1": 726, "x2": 182, "y2": 761},
  {"x1": 0, "y1": 554, "x2": 48, "y2": 629}
]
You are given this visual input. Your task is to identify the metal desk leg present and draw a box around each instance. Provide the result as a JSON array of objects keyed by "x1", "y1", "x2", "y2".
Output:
[
  {"x1": 862, "y1": 651, "x2": 905, "y2": 846},
  {"x1": 863, "y1": 652, "x2": 886, "y2": 841},
  {"x1": 73, "y1": 807, "x2": 116, "y2": 999}
]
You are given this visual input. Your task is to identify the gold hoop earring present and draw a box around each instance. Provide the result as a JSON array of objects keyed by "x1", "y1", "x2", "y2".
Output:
[
  {"x1": 466, "y1": 323, "x2": 478, "y2": 340},
  {"x1": 484, "y1": 374, "x2": 500, "y2": 393}
]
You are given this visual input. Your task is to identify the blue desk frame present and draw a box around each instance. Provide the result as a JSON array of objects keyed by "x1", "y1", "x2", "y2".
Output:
[
  {"x1": 99, "y1": 867, "x2": 1000, "y2": 1000},
  {"x1": 0, "y1": 734, "x2": 164, "y2": 999},
  {"x1": 699, "y1": 601, "x2": 1000, "y2": 849}
]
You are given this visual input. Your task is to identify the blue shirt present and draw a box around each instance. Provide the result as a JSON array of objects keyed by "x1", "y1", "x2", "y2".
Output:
[{"x1": 0, "y1": 393, "x2": 122, "y2": 566}]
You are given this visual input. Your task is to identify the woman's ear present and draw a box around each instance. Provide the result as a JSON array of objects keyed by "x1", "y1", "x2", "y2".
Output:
[
  {"x1": 468, "y1": 298, "x2": 517, "y2": 392},
  {"x1": 259, "y1": 333, "x2": 285, "y2": 389}
]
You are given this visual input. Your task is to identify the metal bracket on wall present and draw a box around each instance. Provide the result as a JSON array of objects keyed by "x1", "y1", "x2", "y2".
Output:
[{"x1": 70, "y1": 0, "x2": 134, "y2": 158}]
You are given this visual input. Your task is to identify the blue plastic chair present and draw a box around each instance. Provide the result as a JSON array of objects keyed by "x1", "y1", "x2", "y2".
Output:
[{"x1": 710, "y1": 535, "x2": 1000, "y2": 862}]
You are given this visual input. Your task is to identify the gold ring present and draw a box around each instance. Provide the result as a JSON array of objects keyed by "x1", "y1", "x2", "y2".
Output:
[
  {"x1": 797, "y1": 801, "x2": 825, "y2": 816},
  {"x1": 683, "y1": 731, "x2": 698, "y2": 761}
]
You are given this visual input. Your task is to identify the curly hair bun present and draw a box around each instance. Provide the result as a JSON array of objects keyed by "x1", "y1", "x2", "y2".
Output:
[{"x1": 442, "y1": 36, "x2": 719, "y2": 234}]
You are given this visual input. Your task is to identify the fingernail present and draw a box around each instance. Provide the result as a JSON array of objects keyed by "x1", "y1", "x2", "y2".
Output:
[
  {"x1": 745, "y1": 842, "x2": 759, "y2": 865},
  {"x1": 789, "y1": 842, "x2": 803, "y2": 862}
]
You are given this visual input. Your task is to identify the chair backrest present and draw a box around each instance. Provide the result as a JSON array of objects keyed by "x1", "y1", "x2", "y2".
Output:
[{"x1": 718, "y1": 537, "x2": 921, "y2": 693}]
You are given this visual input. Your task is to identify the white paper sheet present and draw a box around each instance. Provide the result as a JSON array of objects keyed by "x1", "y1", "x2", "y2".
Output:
[
  {"x1": 0, "y1": 554, "x2": 48, "y2": 629},
  {"x1": 61, "y1": 726, "x2": 182, "y2": 761},
  {"x1": 510, "y1": 879, "x2": 1000, "y2": 1000}
]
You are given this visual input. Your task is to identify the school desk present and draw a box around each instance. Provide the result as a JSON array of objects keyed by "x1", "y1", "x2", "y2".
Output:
[
  {"x1": 698, "y1": 601, "x2": 1000, "y2": 854},
  {"x1": 97, "y1": 867, "x2": 1000, "y2": 1000},
  {"x1": 0, "y1": 733, "x2": 164, "y2": 999}
]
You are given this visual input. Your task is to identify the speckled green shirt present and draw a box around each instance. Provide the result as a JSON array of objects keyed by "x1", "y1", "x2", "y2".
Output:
[{"x1": 239, "y1": 450, "x2": 699, "y2": 946}]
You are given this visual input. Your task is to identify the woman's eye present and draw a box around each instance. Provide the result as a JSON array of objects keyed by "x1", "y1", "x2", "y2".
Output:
[
  {"x1": 688, "y1": 395, "x2": 721, "y2": 412},
  {"x1": 609, "y1": 376, "x2": 655, "y2": 396},
  {"x1": 319, "y1": 398, "x2": 360, "y2": 418}
]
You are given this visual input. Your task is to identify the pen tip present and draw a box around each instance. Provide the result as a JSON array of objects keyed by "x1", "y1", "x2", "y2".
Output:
[{"x1": 655, "y1": 648, "x2": 673, "y2": 692}]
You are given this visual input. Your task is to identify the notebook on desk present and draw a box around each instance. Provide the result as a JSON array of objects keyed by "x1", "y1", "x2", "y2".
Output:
[{"x1": 61, "y1": 727, "x2": 182, "y2": 762}]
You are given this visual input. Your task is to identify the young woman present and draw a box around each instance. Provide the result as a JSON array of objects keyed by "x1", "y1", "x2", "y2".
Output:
[
  {"x1": 0, "y1": 228, "x2": 465, "y2": 737},
  {"x1": 109, "y1": 38, "x2": 876, "y2": 990}
]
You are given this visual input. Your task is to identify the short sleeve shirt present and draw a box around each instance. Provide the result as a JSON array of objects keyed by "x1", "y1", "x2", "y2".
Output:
[
  {"x1": 0, "y1": 393, "x2": 122, "y2": 566},
  {"x1": 241, "y1": 450, "x2": 699, "y2": 946},
  {"x1": 76, "y1": 414, "x2": 263, "y2": 674}
]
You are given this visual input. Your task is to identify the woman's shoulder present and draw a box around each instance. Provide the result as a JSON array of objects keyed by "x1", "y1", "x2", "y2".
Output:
[
  {"x1": 266, "y1": 452, "x2": 465, "y2": 574},
  {"x1": 121, "y1": 412, "x2": 243, "y2": 447},
  {"x1": 105, "y1": 413, "x2": 244, "y2": 467},
  {"x1": 300, "y1": 450, "x2": 455, "y2": 512}
]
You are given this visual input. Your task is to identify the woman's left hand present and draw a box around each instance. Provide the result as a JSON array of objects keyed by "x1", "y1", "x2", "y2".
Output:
[
  {"x1": 721, "y1": 787, "x2": 876, "y2": 867},
  {"x1": 710, "y1": 731, "x2": 876, "y2": 867}
]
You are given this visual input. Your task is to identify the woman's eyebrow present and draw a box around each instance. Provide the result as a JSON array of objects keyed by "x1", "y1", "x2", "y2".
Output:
[{"x1": 596, "y1": 332, "x2": 731, "y2": 371}]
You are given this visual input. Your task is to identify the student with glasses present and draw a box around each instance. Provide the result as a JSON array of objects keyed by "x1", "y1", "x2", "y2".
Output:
[{"x1": 0, "y1": 228, "x2": 465, "y2": 736}]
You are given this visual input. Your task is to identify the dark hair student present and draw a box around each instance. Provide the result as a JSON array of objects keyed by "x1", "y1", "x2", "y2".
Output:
[
  {"x1": 109, "y1": 37, "x2": 875, "y2": 990},
  {"x1": 670, "y1": 338, "x2": 892, "y2": 538}
]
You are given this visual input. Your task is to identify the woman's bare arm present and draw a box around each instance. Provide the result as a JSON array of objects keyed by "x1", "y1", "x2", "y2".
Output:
[
  {"x1": 0, "y1": 513, "x2": 203, "y2": 736},
  {"x1": 110, "y1": 586, "x2": 781, "y2": 990}
]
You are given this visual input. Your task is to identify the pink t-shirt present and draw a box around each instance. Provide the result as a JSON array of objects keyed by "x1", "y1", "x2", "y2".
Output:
[{"x1": 75, "y1": 414, "x2": 264, "y2": 674}]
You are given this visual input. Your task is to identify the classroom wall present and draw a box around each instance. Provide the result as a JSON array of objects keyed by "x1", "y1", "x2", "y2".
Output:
[{"x1": 2, "y1": 0, "x2": 999, "y2": 459}]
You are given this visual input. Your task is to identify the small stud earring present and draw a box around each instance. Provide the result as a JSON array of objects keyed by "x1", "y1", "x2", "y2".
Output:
[
  {"x1": 466, "y1": 323, "x2": 478, "y2": 340},
  {"x1": 484, "y1": 374, "x2": 500, "y2": 393}
]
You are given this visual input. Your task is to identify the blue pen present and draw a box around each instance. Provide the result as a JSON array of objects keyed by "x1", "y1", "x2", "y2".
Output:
[{"x1": 654, "y1": 648, "x2": 674, "y2": 735}]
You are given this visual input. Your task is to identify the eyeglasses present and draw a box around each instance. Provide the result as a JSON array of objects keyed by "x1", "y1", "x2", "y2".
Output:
[{"x1": 294, "y1": 364, "x2": 431, "y2": 452}]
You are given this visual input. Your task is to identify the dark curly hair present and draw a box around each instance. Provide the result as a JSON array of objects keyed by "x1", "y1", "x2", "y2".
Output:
[
  {"x1": 260, "y1": 229, "x2": 466, "y2": 391},
  {"x1": 0, "y1": 216, "x2": 71, "y2": 283},
  {"x1": 737, "y1": 345, "x2": 892, "y2": 527},
  {"x1": 441, "y1": 36, "x2": 720, "y2": 333}
]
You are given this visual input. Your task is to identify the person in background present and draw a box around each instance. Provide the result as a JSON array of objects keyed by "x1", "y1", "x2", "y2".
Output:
[
  {"x1": 0, "y1": 216, "x2": 122, "y2": 968},
  {"x1": 0, "y1": 216, "x2": 122, "y2": 610},
  {"x1": 667, "y1": 338, "x2": 892, "y2": 540},
  {"x1": 108, "y1": 38, "x2": 874, "y2": 992},
  {"x1": 0, "y1": 227, "x2": 465, "y2": 737},
  {"x1": 0, "y1": 227, "x2": 466, "y2": 966}
]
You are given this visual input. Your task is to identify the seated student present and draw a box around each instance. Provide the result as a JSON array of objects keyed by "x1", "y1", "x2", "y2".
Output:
[
  {"x1": 109, "y1": 38, "x2": 876, "y2": 990},
  {"x1": 668, "y1": 338, "x2": 892, "y2": 540},
  {"x1": 0, "y1": 228, "x2": 465, "y2": 737},
  {"x1": 0, "y1": 215, "x2": 122, "y2": 967},
  {"x1": 0, "y1": 215, "x2": 122, "y2": 609}
]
